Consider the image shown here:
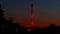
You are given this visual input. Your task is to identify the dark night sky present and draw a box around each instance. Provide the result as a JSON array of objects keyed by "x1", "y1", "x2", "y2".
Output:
[{"x1": 0, "y1": 0, "x2": 60, "y2": 27}]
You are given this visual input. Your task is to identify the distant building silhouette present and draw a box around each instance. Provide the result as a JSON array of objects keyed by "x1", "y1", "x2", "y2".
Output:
[{"x1": 10, "y1": 17, "x2": 13, "y2": 23}]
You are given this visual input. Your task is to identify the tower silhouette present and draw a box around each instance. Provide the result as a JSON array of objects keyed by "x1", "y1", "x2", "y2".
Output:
[{"x1": 30, "y1": 1, "x2": 34, "y2": 27}]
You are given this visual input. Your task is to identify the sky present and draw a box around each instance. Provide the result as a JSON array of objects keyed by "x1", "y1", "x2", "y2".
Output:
[{"x1": 0, "y1": 0, "x2": 60, "y2": 27}]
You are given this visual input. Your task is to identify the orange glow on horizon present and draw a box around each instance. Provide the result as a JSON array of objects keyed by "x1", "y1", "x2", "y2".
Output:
[{"x1": 4, "y1": 16, "x2": 60, "y2": 28}]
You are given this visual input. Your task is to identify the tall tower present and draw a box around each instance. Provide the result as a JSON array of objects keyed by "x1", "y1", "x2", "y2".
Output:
[{"x1": 30, "y1": 3, "x2": 34, "y2": 27}]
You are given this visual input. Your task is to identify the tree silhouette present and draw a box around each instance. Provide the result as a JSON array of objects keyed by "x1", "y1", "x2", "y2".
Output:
[
  {"x1": 49, "y1": 24, "x2": 56, "y2": 29},
  {"x1": 0, "y1": 4, "x2": 5, "y2": 32}
]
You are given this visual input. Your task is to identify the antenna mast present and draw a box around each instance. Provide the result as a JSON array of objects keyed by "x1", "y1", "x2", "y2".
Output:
[{"x1": 30, "y1": 0, "x2": 34, "y2": 27}]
